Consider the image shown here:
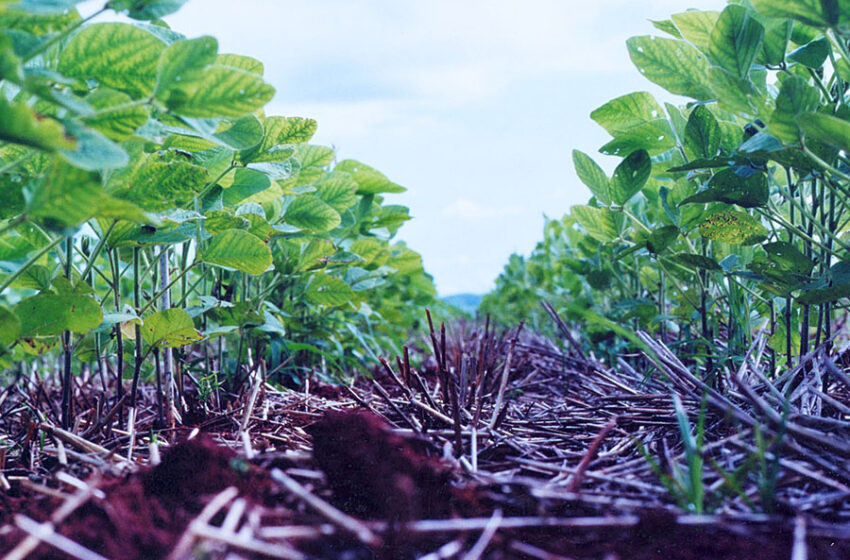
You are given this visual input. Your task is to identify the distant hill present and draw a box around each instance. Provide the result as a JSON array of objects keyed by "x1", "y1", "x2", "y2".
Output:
[{"x1": 441, "y1": 293, "x2": 483, "y2": 316}]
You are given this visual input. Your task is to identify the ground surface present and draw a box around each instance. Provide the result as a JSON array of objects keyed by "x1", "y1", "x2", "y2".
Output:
[{"x1": 2, "y1": 317, "x2": 850, "y2": 559}]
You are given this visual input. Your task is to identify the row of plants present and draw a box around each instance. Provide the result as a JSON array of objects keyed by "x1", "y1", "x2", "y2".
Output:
[
  {"x1": 0, "y1": 0, "x2": 439, "y2": 427},
  {"x1": 483, "y1": 0, "x2": 850, "y2": 376}
]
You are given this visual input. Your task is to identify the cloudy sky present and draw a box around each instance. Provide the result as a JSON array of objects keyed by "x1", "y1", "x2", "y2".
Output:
[{"x1": 87, "y1": 0, "x2": 724, "y2": 295}]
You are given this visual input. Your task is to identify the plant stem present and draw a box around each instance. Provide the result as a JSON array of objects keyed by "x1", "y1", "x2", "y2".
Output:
[
  {"x1": 131, "y1": 248, "x2": 143, "y2": 409},
  {"x1": 61, "y1": 236, "x2": 74, "y2": 429}
]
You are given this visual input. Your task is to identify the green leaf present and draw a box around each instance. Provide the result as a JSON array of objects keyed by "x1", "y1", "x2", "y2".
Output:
[
  {"x1": 707, "y1": 67, "x2": 759, "y2": 115},
  {"x1": 58, "y1": 23, "x2": 165, "y2": 98},
  {"x1": 203, "y1": 210, "x2": 249, "y2": 234},
  {"x1": 82, "y1": 87, "x2": 149, "y2": 141},
  {"x1": 610, "y1": 149, "x2": 651, "y2": 206},
  {"x1": 627, "y1": 36, "x2": 713, "y2": 100},
  {"x1": 276, "y1": 116, "x2": 317, "y2": 143},
  {"x1": 240, "y1": 116, "x2": 313, "y2": 163},
  {"x1": 120, "y1": 151, "x2": 208, "y2": 211},
  {"x1": 788, "y1": 36, "x2": 831, "y2": 69},
  {"x1": 590, "y1": 91, "x2": 675, "y2": 155},
  {"x1": 304, "y1": 274, "x2": 354, "y2": 307},
  {"x1": 652, "y1": 19, "x2": 682, "y2": 38},
  {"x1": 60, "y1": 121, "x2": 129, "y2": 171},
  {"x1": 684, "y1": 105, "x2": 722, "y2": 159},
  {"x1": 201, "y1": 229, "x2": 272, "y2": 274},
  {"x1": 221, "y1": 168, "x2": 271, "y2": 206},
  {"x1": 140, "y1": 308, "x2": 202, "y2": 347},
  {"x1": 598, "y1": 121, "x2": 677, "y2": 156},
  {"x1": 646, "y1": 225, "x2": 679, "y2": 254},
  {"x1": 762, "y1": 19, "x2": 793, "y2": 66},
  {"x1": 572, "y1": 205, "x2": 624, "y2": 243},
  {"x1": 216, "y1": 53, "x2": 263, "y2": 75},
  {"x1": 7, "y1": 1, "x2": 82, "y2": 14},
  {"x1": 671, "y1": 252, "x2": 722, "y2": 271},
  {"x1": 297, "y1": 144, "x2": 334, "y2": 168},
  {"x1": 28, "y1": 158, "x2": 100, "y2": 228},
  {"x1": 591, "y1": 91, "x2": 667, "y2": 136},
  {"x1": 0, "y1": 97, "x2": 75, "y2": 151},
  {"x1": 213, "y1": 116, "x2": 263, "y2": 150},
  {"x1": 671, "y1": 10, "x2": 719, "y2": 49},
  {"x1": 335, "y1": 159, "x2": 405, "y2": 194},
  {"x1": 350, "y1": 239, "x2": 385, "y2": 265},
  {"x1": 572, "y1": 150, "x2": 610, "y2": 205},
  {"x1": 297, "y1": 239, "x2": 335, "y2": 271},
  {"x1": 107, "y1": 0, "x2": 188, "y2": 20},
  {"x1": 769, "y1": 77, "x2": 821, "y2": 143},
  {"x1": 797, "y1": 263, "x2": 850, "y2": 304},
  {"x1": 709, "y1": 5, "x2": 764, "y2": 78},
  {"x1": 155, "y1": 35, "x2": 218, "y2": 96},
  {"x1": 681, "y1": 169, "x2": 769, "y2": 208},
  {"x1": 14, "y1": 293, "x2": 102, "y2": 337},
  {"x1": 698, "y1": 210, "x2": 767, "y2": 245},
  {"x1": 0, "y1": 306, "x2": 20, "y2": 347},
  {"x1": 165, "y1": 65, "x2": 275, "y2": 118},
  {"x1": 748, "y1": 241, "x2": 814, "y2": 290},
  {"x1": 285, "y1": 194, "x2": 341, "y2": 232},
  {"x1": 315, "y1": 172, "x2": 359, "y2": 212},
  {"x1": 798, "y1": 112, "x2": 850, "y2": 153},
  {"x1": 246, "y1": 158, "x2": 297, "y2": 180},
  {"x1": 750, "y1": 0, "x2": 843, "y2": 28}
]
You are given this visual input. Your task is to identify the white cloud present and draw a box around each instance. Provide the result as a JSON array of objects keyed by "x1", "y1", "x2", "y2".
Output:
[
  {"x1": 78, "y1": 0, "x2": 725, "y2": 296},
  {"x1": 442, "y1": 198, "x2": 524, "y2": 220}
]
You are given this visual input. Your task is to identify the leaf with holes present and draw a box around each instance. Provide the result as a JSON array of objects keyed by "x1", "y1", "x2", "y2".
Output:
[
  {"x1": 681, "y1": 169, "x2": 769, "y2": 208},
  {"x1": 611, "y1": 149, "x2": 651, "y2": 206},
  {"x1": 627, "y1": 36, "x2": 713, "y2": 100}
]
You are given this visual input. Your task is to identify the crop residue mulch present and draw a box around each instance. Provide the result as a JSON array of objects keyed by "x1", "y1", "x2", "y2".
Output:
[{"x1": 2, "y1": 316, "x2": 850, "y2": 558}]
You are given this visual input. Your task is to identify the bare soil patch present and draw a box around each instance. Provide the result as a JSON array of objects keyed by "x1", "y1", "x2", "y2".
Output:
[{"x1": 2, "y1": 317, "x2": 850, "y2": 559}]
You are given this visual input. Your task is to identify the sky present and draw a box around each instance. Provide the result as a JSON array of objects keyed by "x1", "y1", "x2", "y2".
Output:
[{"x1": 85, "y1": 0, "x2": 724, "y2": 295}]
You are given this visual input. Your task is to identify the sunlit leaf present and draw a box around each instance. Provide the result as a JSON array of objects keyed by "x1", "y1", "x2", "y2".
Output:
[
  {"x1": 684, "y1": 105, "x2": 722, "y2": 159},
  {"x1": 201, "y1": 229, "x2": 272, "y2": 274},
  {"x1": 58, "y1": 23, "x2": 165, "y2": 98},
  {"x1": 165, "y1": 65, "x2": 275, "y2": 118},
  {"x1": 82, "y1": 87, "x2": 149, "y2": 141},
  {"x1": 141, "y1": 308, "x2": 202, "y2": 347},
  {"x1": 709, "y1": 5, "x2": 764, "y2": 78},
  {"x1": 671, "y1": 10, "x2": 719, "y2": 49},
  {"x1": 284, "y1": 194, "x2": 341, "y2": 232},
  {"x1": 572, "y1": 150, "x2": 610, "y2": 205},
  {"x1": 627, "y1": 36, "x2": 713, "y2": 100},
  {"x1": 155, "y1": 35, "x2": 218, "y2": 96},
  {"x1": 611, "y1": 149, "x2": 651, "y2": 205},
  {"x1": 335, "y1": 159, "x2": 405, "y2": 194},
  {"x1": 0, "y1": 97, "x2": 75, "y2": 151}
]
